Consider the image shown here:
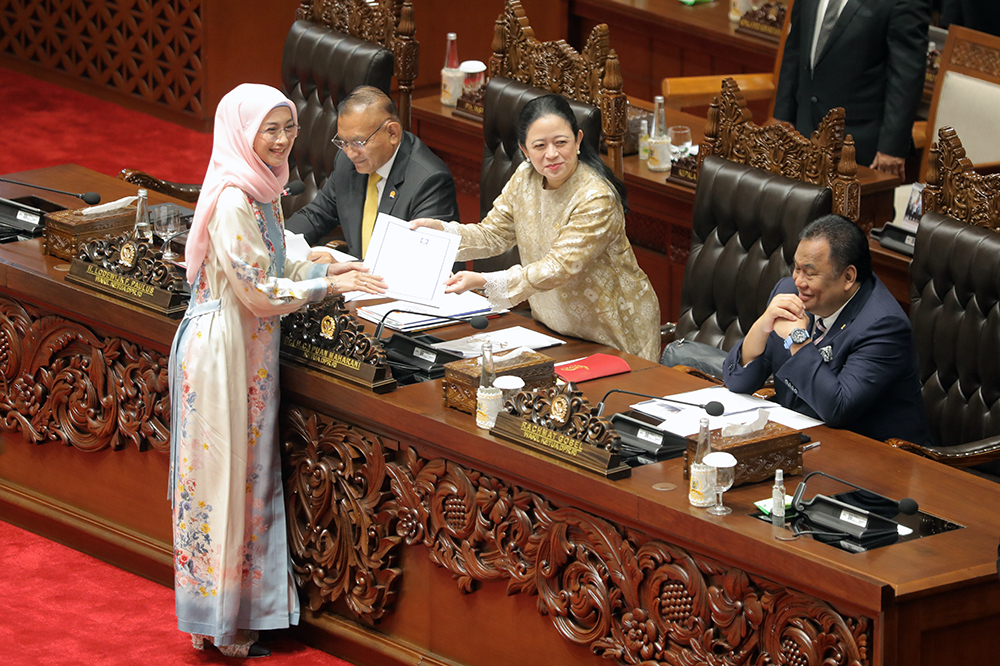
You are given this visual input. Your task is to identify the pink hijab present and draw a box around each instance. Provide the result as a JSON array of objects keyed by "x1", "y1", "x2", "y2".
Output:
[{"x1": 186, "y1": 84, "x2": 297, "y2": 285}]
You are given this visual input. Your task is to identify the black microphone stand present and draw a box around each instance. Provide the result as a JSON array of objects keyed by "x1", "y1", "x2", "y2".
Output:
[{"x1": 0, "y1": 176, "x2": 101, "y2": 205}]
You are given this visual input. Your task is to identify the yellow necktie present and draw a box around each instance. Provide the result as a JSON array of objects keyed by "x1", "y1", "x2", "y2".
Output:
[{"x1": 361, "y1": 173, "x2": 382, "y2": 258}]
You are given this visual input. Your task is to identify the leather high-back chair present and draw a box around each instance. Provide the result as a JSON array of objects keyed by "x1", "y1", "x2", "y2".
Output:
[
  {"x1": 663, "y1": 78, "x2": 857, "y2": 376},
  {"x1": 280, "y1": 20, "x2": 392, "y2": 216},
  {"x1": 675, "y1": 155, "x2": 832, "y2": 350},
  {"x1": 475, "y1": 77, "x2": 601, "y2": 273},
  {"x1": 885, "y1": 127, "x2": 1000, "y2": 472}
]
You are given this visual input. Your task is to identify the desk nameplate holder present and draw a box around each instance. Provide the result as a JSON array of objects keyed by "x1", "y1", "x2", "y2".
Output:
[
  {"x1": 490, "y1": 384, "x2": 630, "y2": 480},
  {"x1": 65, "y1": 234, "x2": 188, "y2": 317},
  {"x1": 280, "y1": 299, "x2": 396, "y2": 394},
  {"x1": 735, "y1": 2, "x2": 785, "y2": 43}
]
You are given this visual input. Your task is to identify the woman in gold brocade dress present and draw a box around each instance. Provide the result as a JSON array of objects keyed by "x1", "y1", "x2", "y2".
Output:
[{"x1": 412, "y1": 94, "x2": 660, "y2": 361}]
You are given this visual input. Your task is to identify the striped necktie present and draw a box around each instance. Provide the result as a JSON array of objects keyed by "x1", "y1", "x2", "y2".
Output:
[
  {"x1": 814, "y1": 317, "x2": 828, "y2": 344},
  {"x1": 361, "y1": 173, "x2": 382, "y2": 258},
  {"x1": 814, "y1": 0, "x2": 844, "y2": 67}
]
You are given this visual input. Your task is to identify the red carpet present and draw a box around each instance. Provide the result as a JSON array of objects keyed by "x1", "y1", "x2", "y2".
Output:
[
  {"x1": 0, "y1": 520, "x2": 356, "y2": 666},
  {"x1": 0, "y1": 67, "x2": 213, "y2": 183}
]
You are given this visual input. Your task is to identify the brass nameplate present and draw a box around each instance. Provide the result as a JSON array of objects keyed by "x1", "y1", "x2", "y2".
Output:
[
  {"x1": 281, "y1": 335, "x2": 396, "y2": 394},
  {"x1": 491, "y1": 411, "x2": 631, "y2": 480},
  {"x1": 66, "y1": 259, "x2": 187, "y2": 317}
]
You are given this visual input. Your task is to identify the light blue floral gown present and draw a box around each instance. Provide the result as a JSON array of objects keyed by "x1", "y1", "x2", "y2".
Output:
[{"x1": 168, "y1": 187, "x2": 327, "y2": 645}]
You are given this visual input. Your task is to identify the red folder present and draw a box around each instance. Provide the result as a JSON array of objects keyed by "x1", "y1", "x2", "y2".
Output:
[{"x1": 555, "y1": 353, "x2": 632, "y2": 383}]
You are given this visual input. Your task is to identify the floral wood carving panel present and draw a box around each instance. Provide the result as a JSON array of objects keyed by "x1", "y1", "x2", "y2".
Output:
[
  {"x1": 0, "y1": 0, "x2": 204, "y2": 117},
  {"x1": 282, "y1": 404, "x2": 872, "y2": 666},
  {"x1": 923, "y1": 126, "x2": 1000, "y2": 230},
  {"x1": 0, "y1": 296, "x2": 169, "y2": 452}
]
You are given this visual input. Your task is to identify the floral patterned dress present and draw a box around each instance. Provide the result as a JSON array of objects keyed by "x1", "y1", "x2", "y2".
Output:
[{"x1": 168, "y1": 186, "x2": 327, "y2": 645}]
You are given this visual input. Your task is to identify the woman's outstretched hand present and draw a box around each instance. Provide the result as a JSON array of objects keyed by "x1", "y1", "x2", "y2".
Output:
[
  {"x1": 444, "y1": 271, "x2": 486, "y2": 294},
  {"x1": 409, "y1": 218, "x2": 445, "y2": 232},
  {"x1": 325, "y1": 262, "x2": 386, "y2": 296}
]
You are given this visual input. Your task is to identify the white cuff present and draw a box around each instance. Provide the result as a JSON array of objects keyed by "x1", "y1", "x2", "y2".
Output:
[{"x1": 482, "y1": 271, "x2": 514, "y2": 311}]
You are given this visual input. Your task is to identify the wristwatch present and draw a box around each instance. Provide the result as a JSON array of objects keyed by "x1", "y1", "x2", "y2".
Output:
[{"x1": 784, "y1": 328, "x2": 810, "y2": 349}]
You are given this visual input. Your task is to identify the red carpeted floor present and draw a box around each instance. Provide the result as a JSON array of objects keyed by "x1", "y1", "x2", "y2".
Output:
[
  {"x1": 0, "y1": 520, "x2": 356, "y2": 665},
  {"x1": 1, "y1": 66, "x2": 213, "y2": 183}
]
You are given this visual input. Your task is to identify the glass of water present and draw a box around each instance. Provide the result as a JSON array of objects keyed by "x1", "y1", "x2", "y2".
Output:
[
  {"x1": 668, "y1": 126, "x2": 693, "y2": 160},
  {"x1": 152, "y1": 206, "x2": 181, "y2": 262},
  {"x1": 703, "y1": 451, "x2": 737, "y2": 516}
]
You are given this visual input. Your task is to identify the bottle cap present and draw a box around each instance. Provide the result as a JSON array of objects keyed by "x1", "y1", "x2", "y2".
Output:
[
  {"x1": 654, "y1": 95, "x2": 664, "y2": 103},
  {"x1": 447, "y1": 32, "x2": 457, "y2": 39},
  {"x1": 775, "y1": 469, "x2": 783, "y2": 482},
  {"x1": 640, "y1": 120, "x2": 647, "y2": 132}
]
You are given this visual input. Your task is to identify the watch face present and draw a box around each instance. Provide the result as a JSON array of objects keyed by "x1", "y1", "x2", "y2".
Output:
[{"x1": 791, "y1": 328, "x2": 810, "y2": 344}]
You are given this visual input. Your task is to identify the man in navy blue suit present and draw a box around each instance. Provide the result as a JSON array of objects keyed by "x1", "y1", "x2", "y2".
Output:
[{"x1": 723, "y1": 215, "x2": 929, "y2": 444}]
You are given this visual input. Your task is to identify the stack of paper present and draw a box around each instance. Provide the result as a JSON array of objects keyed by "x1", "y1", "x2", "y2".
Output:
[
  {"x1": 430, "y1": 325, "x2": 565, "y2": 358},
  {"x1": 357, "y1": 291, "x2": 499, "y2": 333}
]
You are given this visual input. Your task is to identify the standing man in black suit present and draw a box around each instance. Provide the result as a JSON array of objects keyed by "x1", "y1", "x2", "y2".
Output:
[
  {"x1": 774, "y1": 0, "x2": 930, "y2": 178},
  {"x1": 286, "y1": 86, "x2": 459, "y2": 259}
]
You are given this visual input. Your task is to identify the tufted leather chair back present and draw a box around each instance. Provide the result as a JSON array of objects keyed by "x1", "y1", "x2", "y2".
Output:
[
  {"x1": 475, "y1": 77, "x2": 601, "y2": 272},
  {"x1": 675, "y1": 155, "x2": 833, "y2": 350},
  {"x1": 909, "y1": 213, "x2": 1000, "y2": 447},
  {"x1": 280, "y1": 20, "x2": 393, "y2": 217}
]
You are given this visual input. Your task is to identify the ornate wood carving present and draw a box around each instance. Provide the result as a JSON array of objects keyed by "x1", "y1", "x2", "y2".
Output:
[
  {"x1": 488, "y1": 0, "x2": 627, "y2": 179},
  {"x1": 0, "y1": 296, "x2": 169, "y2": 453},
  {"x1": 295, "y1": 0, "x2": 418, "y2": 131},
  {"x1": 280, "y1": 299, "x2": 395, "y2": 392},
  {"x1": 922, "y1": 126, "x2": 1000, "y2": 231},
  {"x1": 283, "y1": 406, "x2": 401, "y2": 623},
  {"x1": 700, "y1": 78, "x2": 861, "y2": 222},
  {"x1": 282, "y1": 403, "x2": 874, "y2": 665},
  {"x1": 950, "y1": 36, "x2": 1000, "y2": 78},
  {"x1": 0, "y1": 0, "x2": 204, "y2": 117}
]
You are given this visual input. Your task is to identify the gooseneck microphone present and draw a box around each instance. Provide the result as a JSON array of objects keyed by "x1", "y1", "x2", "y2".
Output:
[
  {"x1": 790, "y1": 470, "x2": 919, "y2": 516},
  {"x1": 282, "y1": 180, "x2": 305, "y2": 196},
  {"x1": 373, "y1": 308, "x2": 489, "y2": 339},
  {"x1": 591, "y1": 388, "x2": 726, "y2": 418},
  {"x1": 0, "y1": 176, "x2": 101, "y2": 205}
]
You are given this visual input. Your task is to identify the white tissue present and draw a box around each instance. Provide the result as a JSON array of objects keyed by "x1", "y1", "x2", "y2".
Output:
[
  {"x1": 81, "y1": 196, "x2": 136, "y2": 216},
  {"x1": 721, "y1": 408, "x2": 770, "y2": 437}
]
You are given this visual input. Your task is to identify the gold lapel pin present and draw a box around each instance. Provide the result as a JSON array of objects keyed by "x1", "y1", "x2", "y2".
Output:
[{"x1": 389, "y1": 190, "x2": 397, "y2": 199}]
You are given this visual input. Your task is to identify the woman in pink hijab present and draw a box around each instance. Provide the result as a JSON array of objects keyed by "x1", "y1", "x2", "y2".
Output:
[{"x1": 168, "y1": 84, "x2": 384, "y2": 658}]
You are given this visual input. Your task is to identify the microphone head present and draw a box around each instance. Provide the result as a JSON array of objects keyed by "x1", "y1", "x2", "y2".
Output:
[
  {"x1": 284, "y1": 181, "x2": 305, "y2": 196},
  {"x1": 704, "y1": 401, "x2": 725, "y2": 417},
  {"x1": 468, "y1": 315, "x2": 489, "y2": 330},
  {"x1": 81, "y1": 192, "x2": 101, "y2": 205},
  {"x1": 897, "y1": 498, "x2": 919, "y2": 516}
]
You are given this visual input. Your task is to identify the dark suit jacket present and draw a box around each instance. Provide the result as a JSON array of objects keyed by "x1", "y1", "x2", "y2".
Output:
[
  {"x1": 285, "y1": 131, "x2": 459, "y2": 258},
  {"x1": 774, "y1": 0, "x2": 930, "y2": 165},
  {"x1": 723, "y1": 276, "x2": 929, "y2": 444}
]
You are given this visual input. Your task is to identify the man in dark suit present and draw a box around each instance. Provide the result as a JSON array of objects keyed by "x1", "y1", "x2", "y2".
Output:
[
  {"x1": 774, "y1": 0, "x2": 930, "y2": 178},
  {"x1": 286, "y1": 86, "x2": 459, "y2": 259},
  {"x1": 723, "y1": 215, "x2": 928, "y2": 444}
]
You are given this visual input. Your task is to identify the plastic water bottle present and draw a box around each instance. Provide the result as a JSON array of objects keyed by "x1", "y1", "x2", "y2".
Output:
[{"x1": 133, "y1": 188, "x2": 152, "y2": 242}]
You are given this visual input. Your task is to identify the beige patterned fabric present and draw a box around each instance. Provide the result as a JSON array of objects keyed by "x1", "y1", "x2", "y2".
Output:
[{"x1": 443, "y1": 162, "x2": 661, "y2": 361}]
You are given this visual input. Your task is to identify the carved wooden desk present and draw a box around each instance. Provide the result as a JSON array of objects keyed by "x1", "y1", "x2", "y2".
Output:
[{"x1": 1, "y1": 166, "x2": 998, "y2": 666}]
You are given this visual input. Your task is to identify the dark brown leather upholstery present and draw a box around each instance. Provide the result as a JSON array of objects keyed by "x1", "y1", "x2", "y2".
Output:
[
  {"x1": 674, "y1": 155, "x2": 833, "y2": 351},
  {"x1": 280, "y1": 19, "x2": 393, "y2": 217},
  {"x1": 909, "y1": 213, "x2": 1000, "y2": 449},
  {"x1": 475, "y1": 77, "x2": 601, "y2": 273}
]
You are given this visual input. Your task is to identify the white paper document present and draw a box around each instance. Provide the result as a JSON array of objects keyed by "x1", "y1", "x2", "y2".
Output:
[
  {"x1": 364, "y1": 213, "x2": 458, "y2": 307},
  {"x1": 430, "y1": 325, "x2": 565, "y2": 358},
  {"x1": 630, "y1": 385, "x2": 823, "y2": 437}
]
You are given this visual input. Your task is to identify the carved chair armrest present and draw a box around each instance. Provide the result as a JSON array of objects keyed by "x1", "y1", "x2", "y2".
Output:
[
  {"x1": 118, "y1": 169, "x2": 201, "y2": 204},
  {"x1": 660, "y1": 322, "x2": 677, "y2": 346},
  {"x1": 661, "y1": 73, "x2": 775, "y2": 109},
  {"x1": 668, "y1": 365, "x2": 723, "y2": 385},
  {"x1": 884, "y1": 435, "x2": 1000, "y2": 468}
]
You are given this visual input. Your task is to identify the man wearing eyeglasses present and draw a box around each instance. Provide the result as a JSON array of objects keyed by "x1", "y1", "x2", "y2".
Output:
[{"x1": 286, "y1": 86, "x2": 459, "y2": 260}]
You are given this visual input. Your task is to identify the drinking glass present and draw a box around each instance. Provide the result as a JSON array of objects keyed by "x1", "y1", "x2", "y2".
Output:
[
  {"x1": 667, "y1": 126, "x2": 693, "y2": 160},
  {"x1": 152, "y1": 206, "x2": 181, "y2": 261},
  {"x1": 703, "y1": 451, "x2": 737, "y2": 516}
]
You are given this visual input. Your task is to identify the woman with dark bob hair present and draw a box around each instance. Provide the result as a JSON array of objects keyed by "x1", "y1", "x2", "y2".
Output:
[{"x1": 412, "y1": 94, "x2": 659, "y2": 361}]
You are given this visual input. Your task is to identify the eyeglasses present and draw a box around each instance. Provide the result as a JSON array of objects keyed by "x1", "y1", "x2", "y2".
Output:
[
  {"x1": 332, "y1": 119, "x2": 389, "y2": 151},
  {"x1": 258, "y1": 123, "x2": 299, "y2": 142}
]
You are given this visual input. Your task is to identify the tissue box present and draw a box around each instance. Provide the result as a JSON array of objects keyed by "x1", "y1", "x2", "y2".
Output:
[
  {"x1": 443, "y1": 349, "x2": 556, "y2": 414},
  {"x1": 683, "y1": 421, "x2": 802, "y2": 488},
  {"x1": 44, "y1": 204, "x2": 135, "y2": 260}
]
